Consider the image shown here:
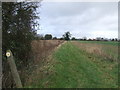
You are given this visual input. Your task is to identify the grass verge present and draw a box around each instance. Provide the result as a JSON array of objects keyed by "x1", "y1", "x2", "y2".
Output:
[{"x1": 25, "y1": 41, "x2": 118, "y2": 88}]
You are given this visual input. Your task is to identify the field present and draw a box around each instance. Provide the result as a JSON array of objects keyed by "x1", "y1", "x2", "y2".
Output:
[{"x1": 25, "y1": 40, "x2": 118, "y2": 88}]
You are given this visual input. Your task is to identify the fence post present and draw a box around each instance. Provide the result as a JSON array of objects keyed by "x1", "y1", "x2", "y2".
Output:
[{"x1": 6, "y1": 50, "x2": 22, "y2": 88}]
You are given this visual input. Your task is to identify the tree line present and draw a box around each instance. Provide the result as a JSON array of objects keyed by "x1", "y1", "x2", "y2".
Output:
[
  {"x1": 36, "y1": 31, "x2": 119, "y2": 41},
  {"x1": 35, "y1": 31, "x2": 71, "y2": 40}
]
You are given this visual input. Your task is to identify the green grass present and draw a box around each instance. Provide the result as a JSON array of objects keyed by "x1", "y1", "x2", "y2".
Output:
[
  {"x1": 78, "y1": 41, "x2": 119, "y2": 46},
  {"x1": 51, "y1": 42, "x2": 118, "y2": 88},
  {"x1": 25, "y1": 41, "x2": 118, "y2": 88}
]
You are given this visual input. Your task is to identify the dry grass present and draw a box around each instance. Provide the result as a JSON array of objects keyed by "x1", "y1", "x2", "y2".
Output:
[
  {"x1": 31, "y1": 40, "x2": 64, "y2": 64},
  {"x1": 25, "y1": 40, "x2": 65, "y2": 87},
  {"x1": 71, "y1": 41, "x2": 118, "y2": 62}
]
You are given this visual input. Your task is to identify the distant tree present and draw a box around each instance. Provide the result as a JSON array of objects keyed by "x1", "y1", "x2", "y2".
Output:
[
  {"x1": 35, "y1": 34, "x2": 44, "y2": 40},
  {"x1": 45, "y1": 34, "x2": 52, "y2": 40},
  {"x1": 96, "y1": 37, "x2": 101, "y2": 41},
  {"x1": 109, "y1": 39, "x2": 112, "y2": 41},
  {"x1": 71, "y1": 37, "x2": 76, "y2": 40},
  {"x1": 101, "y1": 38, "x2": 104, "y2": 40},
  {"x1": 112, "y1": 38, "x2": 115, "y2": 41},
  {"x1": 60, "y1": 37, "x2": 64, "y2": 40},
  {"x1": 93, "y1": 39, "x2": 96, "y2": 41},
  {"x1": 63, "y1": 31, "x2": 71, "y2": 40},
  {"x1": 39, "y1": 35, "x2": 44, "y2": 40},
  {"x1": 80, "y1": 38, "x2": 83, "y2": 41},
  {"x1": 88, "y1": 38, "x2": 92, "y2": 41},
  {"x1": 83, "y1": 36, "x2": 87, "y2": 41},
  {"x1": 115, "y1": 38, "x2": 118, "y2": 41},
  {"x1": 53, "y1": 37, "x2": 57, "y2": 40},
  {"x1": 104, "y1": 38, "x2": 109, "y2": 41}
]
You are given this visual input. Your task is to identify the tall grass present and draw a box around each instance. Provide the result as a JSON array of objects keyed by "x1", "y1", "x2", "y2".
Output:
[{"x1": 72, "y1": 41, "x2": 118, "y2": 62}]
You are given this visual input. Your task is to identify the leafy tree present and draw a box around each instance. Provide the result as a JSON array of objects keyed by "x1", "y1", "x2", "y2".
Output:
[
  {"x1": 3, "y1": 2, "x2": 39, "y2": 64},
  {"x1": 63, "y1": 31, "x2": 71, "y2": 40},
  {"x1": 60, "y1": 37, "x2": 64, "y2": 40},
  {"x1": 71, "y1": 37, "x2": 76, "y2": 40},
  {"x1": 2, "y1": 2, "x2": 40, "y2": 87},
  {"x1": 45, "y1": 34, "x2": 52, "y2": 40}
]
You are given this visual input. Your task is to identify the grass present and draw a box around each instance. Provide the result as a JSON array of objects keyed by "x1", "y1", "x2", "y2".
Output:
[
  {"x1": 72, "y1": 41, "x2": 118, "y2": 62},
  {"x1": 25, "y1": 41, "x2": 118, "y2": 88},
  {"x1": 78, "y1": 40, "x2": 119, "y2": 46},
  {"x1": 50, "y1": 42, "x2": 118, "y2": 88}
]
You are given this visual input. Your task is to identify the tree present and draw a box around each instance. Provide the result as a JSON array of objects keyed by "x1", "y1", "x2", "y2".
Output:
[
  {"x1": 88, "y1": 38, "x2": 92, "y2": 41},
  {"x1": 63, "y1": 31, "x2": 71, "y2": 40},
  {"x1": 2, "y1": 2, "x2": 40, "y2": 87},
  {"x1": 71, "y1": 37, "x2": 76, "y2": 40},
  {"x1": 53, "y1": 37, "x2": 57, "y2": 40},
  {"x1": 35, "y1": 34, "x2": 44, "y2": 40},
  {"x1": 60, "y1": 37, "x2": 64, "y2": 40},
  {"x1": 112, "y1": 38, "x2": 115, "y2": 41},
  {"x1": 2, "y1": 2, "x2": 39, "y2": 63},
  {"x1": 45, "y1": 34, "x2": 52, "y2": 40},
  {"x1": 83, "y1": 36, "x2": 87, "y2": 41},
  {"x1": 115, "y1": 38, "x2": 118, "y2": 41}
]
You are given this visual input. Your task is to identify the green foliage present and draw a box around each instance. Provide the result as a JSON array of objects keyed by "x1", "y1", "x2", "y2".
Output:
[
  {"x1": 60, "y1": 37, "x2": 64, "y2": 40},
  {"x1": 63, "y1": 31, "x2": 71, "y2": 40},
  {"x1": 2, "y1": 2, "x2": 39, "y2": 65},
  {"x1": 71, "y1": 37, "x2": 76, "y2": 40},
  {"x1": 2, "y1": 2, "x2": 40, "y2": 87},
  {"x1": 45, "y1": 34, "x2": 52, "y2": 40}
]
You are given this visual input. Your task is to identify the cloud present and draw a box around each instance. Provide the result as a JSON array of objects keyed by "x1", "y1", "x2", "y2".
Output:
[{"x1": 37, "y1": 2, "x2": 118, "y2": 39}]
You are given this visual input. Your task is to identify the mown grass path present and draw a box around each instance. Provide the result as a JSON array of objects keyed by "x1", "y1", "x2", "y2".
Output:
[{"x1": 26, "y1": 41, "x2": 118, "y2": 88}]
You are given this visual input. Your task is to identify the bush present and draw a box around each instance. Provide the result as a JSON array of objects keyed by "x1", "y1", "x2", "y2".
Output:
[{"x1": 2, "y1": 2, "x2": 40, "y2": 87}]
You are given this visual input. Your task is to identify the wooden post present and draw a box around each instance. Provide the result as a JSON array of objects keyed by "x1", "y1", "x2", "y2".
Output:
[{"x1": 6, "y1": 50, "x2": 22, "y2": 88}]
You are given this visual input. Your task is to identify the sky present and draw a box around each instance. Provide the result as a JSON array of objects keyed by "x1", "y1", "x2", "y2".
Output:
[{"x1": 37, "y1": 2, "x2": 118, "y2": 39}]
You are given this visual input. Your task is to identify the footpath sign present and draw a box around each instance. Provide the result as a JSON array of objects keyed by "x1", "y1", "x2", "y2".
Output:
[{"x1": 6, "y1": 50, "x2": 22, "y2": 88}]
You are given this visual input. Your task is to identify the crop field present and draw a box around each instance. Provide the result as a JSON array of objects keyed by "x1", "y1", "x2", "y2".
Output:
[{"x1": 25, "y1": 40, "x2": 118, "y2": 88}]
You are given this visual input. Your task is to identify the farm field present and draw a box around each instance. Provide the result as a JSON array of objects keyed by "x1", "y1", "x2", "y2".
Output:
[
  {"x1": 79, "y1": 41, "x2": 119, "y2": 46},
  {"x1": 2, "y1": 2, "x2": 119, "y2": 88},
  {"x1": 25, "y1": 40, "x2": 118, "y2": 88}
]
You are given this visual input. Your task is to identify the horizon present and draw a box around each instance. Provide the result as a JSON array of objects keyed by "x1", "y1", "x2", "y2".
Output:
[{"x1": 36, "y1": 32, "x2": 119, "y2": 39}]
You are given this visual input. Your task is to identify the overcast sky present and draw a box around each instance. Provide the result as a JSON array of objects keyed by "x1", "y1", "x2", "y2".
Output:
[{"x1": 37, "y1": 2, "x2": 118, "y2": 39}]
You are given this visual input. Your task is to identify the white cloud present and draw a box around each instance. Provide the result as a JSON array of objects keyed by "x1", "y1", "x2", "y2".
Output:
[{"x1": 37, "y1": 2, "x2": 118, "y2": 39}]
